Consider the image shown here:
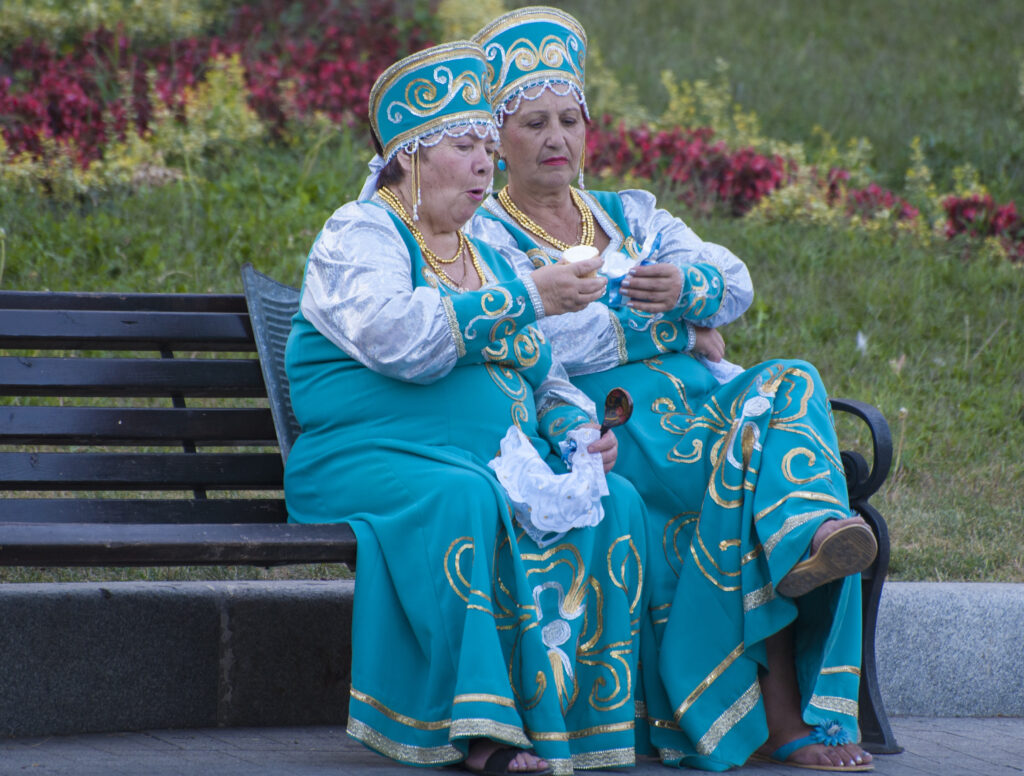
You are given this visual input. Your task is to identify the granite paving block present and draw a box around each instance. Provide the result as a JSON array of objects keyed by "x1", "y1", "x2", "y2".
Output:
[
  {"x1": 0, "y1": 582, "x2": 221, "y2": 737},
  {"x1": 875, "y1": 582, "x2": 1024, "y2": 716}
]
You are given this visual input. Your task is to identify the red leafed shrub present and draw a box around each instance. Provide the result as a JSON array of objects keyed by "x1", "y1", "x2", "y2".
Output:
[
  {"x1": 943, "y1": 193, "x2": 1024, "y2": 261},
  {"x1": 585, "y1": 116, "x2": 787, "y2": 215},
  {"x1": 0, "y1": 1, "x2": 433, "y2": 166},
  {"x1": 827, "y1": 170, "x2": 920, "y2": 222}
]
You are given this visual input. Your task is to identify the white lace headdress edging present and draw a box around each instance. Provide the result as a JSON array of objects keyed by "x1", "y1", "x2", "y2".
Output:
[
  {"x1": 494, "y1": 78, "x2": 589, "y2": 127},
  {"x1": 358, "y1": 121, "x2": 499, "y2": 201}
]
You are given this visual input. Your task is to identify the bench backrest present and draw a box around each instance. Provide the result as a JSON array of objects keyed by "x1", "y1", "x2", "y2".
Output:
[
  {"x1": 241, "y1": 264, "x2": 301, "y2": 461},
  {"x1": 0, "y1": 289, "x2": 287, "y2": 526}
]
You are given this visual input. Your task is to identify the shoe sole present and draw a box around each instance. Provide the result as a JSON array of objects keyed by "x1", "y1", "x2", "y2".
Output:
[{"x1": 776, "y1": 522, "x2": 878, "y2": 598}]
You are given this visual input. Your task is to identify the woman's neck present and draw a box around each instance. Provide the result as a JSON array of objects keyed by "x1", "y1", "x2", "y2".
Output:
[
  {"x1": 505, "y1": 181, "x2": 575, "y2": 226},
  {"x1": 384, "y1": 183, "x2": 459, "y2": 248}
]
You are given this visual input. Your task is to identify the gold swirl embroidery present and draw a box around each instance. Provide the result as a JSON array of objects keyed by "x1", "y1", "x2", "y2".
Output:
[
  {"x1": 782, "y1": 447, "x2": 831, "y2": 484},
  {"x1": 443, "y1": 537, "x2": 475, "y2": 601},
  {"x1": 387, "y1": 67, "x2": 483, "y2": 122},
  {"x1": 607, "y1": 536, "x2": 643, "y2": 614},
  {"x1": 664, "y1": 512, "x2": 698, "y2": 578},
  {"x1": 650, "y1": 320, "x2": 679, "y2": 353},
  {"x1": 488, "y1": 316, "x2": 519, "y2": 342},
  {"x1": 494, "y1": 36, "x2": 584, "y2": 96},
  {"x1": 512, "y1": 329, "x2": 541, "y2": 368}
]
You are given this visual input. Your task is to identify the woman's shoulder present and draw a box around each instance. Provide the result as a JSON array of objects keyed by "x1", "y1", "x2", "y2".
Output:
[{"x1": 314, "y1": 198, "x2": 404, "y2": 251}]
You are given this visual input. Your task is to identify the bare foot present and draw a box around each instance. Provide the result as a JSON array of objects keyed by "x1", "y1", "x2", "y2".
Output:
[{"x1": 465, "y1": 740, "x2": 550, "y2": 775}]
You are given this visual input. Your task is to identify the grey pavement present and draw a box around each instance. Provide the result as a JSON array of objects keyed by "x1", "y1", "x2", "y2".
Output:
[{"x1": 3, "y1": 717, "x2": 1023, "y2": 776}]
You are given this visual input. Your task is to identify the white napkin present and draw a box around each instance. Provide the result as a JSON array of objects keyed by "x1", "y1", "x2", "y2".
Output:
[{"x1": 488, "y1": 425, "x2": 608, "y2": 547}]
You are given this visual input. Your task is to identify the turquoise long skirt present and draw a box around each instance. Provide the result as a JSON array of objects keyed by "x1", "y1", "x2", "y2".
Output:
[
  {"x1": 574, "y1": 354, "x2": 863, "y2": 771},
  {"x1": 284, "y1": 317, "x2": 648, "y2": 774}
]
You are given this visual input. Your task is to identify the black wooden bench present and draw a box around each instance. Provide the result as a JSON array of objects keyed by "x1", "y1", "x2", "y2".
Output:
[
  {"x1": 0, "y1": 265, "x2": 900, "y2": 753},
  {"x1": 0, "y1": 283, "x2": 355, "y2": 567}
]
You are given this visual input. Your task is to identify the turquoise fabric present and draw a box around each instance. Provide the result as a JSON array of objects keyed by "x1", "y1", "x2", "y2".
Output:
[
  {"x1": 285, "y1": 218, "x2": 648, "y2": 774},
  {"x1": 481, "y1": 190, "x2": 864, "y2": 771}
]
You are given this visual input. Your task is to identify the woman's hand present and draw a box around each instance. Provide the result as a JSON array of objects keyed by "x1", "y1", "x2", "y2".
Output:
[
  {"x1": 532, "y1": 258, "x2": 606, "y2": 315},
  {"x1": 621, "y1": 263, "x2": 682, "y2": 312},
  {"x1": 693, "y1": 326, "x2": 725, "y2": 362},
  {"x1": 583, "y1": 423, "x2": 618, "y2": 473}
]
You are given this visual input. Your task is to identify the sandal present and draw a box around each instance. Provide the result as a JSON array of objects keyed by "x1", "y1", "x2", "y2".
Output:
[
  {"x1": 465, "y1": 746, "x2": 553, "y2": 776},
  {"x1": 752, "y1": 721, "x2": 874, "y2": 771},
  {"x1": 776, "y1": 521, "x2": 877, "y2": 598}
]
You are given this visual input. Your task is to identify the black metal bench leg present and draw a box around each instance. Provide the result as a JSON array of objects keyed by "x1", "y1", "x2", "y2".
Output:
[{"x1": 855, "y1": 501, "x2": 903, "y2": 754}]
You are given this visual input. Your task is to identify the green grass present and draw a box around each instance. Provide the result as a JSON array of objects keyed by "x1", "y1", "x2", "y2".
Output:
[{"x1": 551, "y1": 0, "x2": 1024, "y2": 201}]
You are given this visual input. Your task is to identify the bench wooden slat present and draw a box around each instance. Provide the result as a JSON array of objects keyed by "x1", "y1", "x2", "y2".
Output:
[
  {"x1": 1, "y1": 498, "x2": 287, "y2": 523},
  {"x1": 0, "y1": 522, "x2": 357, "y2": 566},
  {"x1": 0, "y1": 356, "x2": 266, "y2": 397},
  {"x1": 0, "y1": 309, "x2": 254, "y2": 351},
  {"x1": 2, "y1": 407, "x2": 276, "y2": 445},
  {"x1": 0, "y1": 290, "x2": 246, "y2": 313},
  {"x1": 0, "y1": 451, "x2": 283, "y2": 489}
]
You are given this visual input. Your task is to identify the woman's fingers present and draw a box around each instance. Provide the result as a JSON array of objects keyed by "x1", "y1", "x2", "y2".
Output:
[
  {"x1": 587, "y1": 428, "x2": 618, "y2": 473},
  {"x1": 621, "y1": 264, "x2": 682, "y2": 312},
  {"x1": 532, "y1": 262, "x2": 607, "y2": 314}
]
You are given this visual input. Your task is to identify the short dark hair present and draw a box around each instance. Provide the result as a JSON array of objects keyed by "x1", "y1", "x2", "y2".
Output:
[
  {"x1": 370, "y1": 133, "x2": 403, "y2": 189},
  {"x1": 371, "y1": 134, "x2": 432, "y2": 191}
]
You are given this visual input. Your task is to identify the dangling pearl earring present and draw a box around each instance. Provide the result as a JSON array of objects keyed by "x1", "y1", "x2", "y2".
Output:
[
  {"x1": 411, "y1": 147, "x2": 422, "y2": 221},
  {"x1": 577, "y1": 146, "x2": 586, "y2": 189}
]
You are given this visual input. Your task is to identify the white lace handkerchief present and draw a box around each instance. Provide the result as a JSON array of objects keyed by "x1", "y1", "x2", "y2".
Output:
[{"x1": 488, "y1": 425, "x2": 608, "y2": 547}]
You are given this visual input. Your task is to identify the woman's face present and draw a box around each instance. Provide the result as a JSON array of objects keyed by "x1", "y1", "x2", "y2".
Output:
[
  {"x1": 499, "y1": 86, "x2": 586, "y2": 194},
  {"x1": 410, "y1": 133, "x2": 495, "y2": 232}
]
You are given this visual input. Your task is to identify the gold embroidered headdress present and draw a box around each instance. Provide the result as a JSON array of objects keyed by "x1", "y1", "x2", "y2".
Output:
[
  {"x1": 368, "y1": 40, "x2": 497, "y2": 163},
  {"x1": 473, "y1": 5, "x2": 588, "y2": 127}
]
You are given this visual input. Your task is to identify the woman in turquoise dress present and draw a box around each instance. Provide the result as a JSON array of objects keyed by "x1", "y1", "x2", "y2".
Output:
[
  {"x1": 467, "y1": 8, "x2": 877, "y2": 772},
  {"x1": 285, "y1": 41, "x2": 649, "y2": 776}
]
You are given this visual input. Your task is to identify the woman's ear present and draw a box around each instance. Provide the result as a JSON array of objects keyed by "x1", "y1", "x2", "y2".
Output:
[{"x1": 395, "y1": 149, "x2": 414, "y2": 176}]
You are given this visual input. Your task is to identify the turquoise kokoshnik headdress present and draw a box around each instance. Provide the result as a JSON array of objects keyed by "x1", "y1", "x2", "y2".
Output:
[
  {"x1": 361, "y1": 41, "x2": 498, "y2": 207},
  {"x1": 472, "y1": 5, "x2": 589, "y2": 127},
  {"x1": 368, "y1": 40, "x2": 497, "y2": 163}
]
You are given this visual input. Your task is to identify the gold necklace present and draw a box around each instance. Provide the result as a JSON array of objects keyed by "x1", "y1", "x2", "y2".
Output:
[
  {"x1": 378, "y1": 187, "x2": 465, "y2": 265},
  {"x1": 498, "y1": 186, "x2": 595, "y2": 252},
  {"x1": 378, "y1": 187, "x2": 486, "y2": 290}
]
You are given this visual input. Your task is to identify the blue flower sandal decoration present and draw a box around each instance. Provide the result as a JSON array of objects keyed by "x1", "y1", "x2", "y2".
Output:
[{"x1": 754, "y1": 720, "x2": 874, "y2": 772}]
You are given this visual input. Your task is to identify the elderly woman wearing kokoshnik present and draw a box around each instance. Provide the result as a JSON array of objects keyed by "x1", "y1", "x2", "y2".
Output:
[
  {"x1": 467, "y1": 7, "x2": 877, "y2": 772},
  {"x1": 284, "y1": 40, "x2": 651, "y2": 776}
]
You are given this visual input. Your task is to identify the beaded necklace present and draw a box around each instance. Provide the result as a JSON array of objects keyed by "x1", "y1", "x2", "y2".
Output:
[
  {"x1": 378, "y1": 187, "x2": 486, "y2": 290},
  {"x1": 498, "y1": 186, "x2": 595, "y2": 252}
]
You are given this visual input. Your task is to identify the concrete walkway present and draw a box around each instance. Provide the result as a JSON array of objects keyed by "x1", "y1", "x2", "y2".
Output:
[{"x1": 3, "y1": 717, "x2": 1022, "y2": 775}]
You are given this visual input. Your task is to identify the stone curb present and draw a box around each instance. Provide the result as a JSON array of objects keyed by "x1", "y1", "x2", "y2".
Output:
[{"x1": 0, "y1": 580, "x2": 1020, "y2": 738}]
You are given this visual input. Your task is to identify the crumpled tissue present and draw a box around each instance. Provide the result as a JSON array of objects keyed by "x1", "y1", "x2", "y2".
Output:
[
  {"x1": 603, "y1": 232, "x2": 662, "y2": 307},
  {"x1": 488, "y1": 425, "x2": 608, "y2": 547}
]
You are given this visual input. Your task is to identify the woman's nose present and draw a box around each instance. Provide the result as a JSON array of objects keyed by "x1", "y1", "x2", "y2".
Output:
[{"x1": 474, "y1": 146, "x2": 493, "y2": 175}]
